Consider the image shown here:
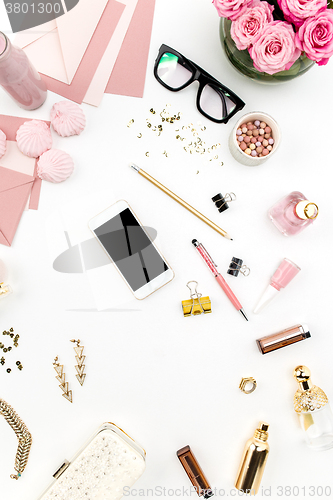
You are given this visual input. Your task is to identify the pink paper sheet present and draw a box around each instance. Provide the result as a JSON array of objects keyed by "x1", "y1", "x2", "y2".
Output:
[
  {"x1": 0, "y1": 167, "x2": 34, "y2": 246},
  {"x1": 0, "y1": 115, "x2": 50, "y2": 210},
  {"x1": 105, "y1": 0, "x2": 156, "y2": 98},
  {"x1": 83, "y1": 0, "x2": 138, "y2": 106},
  {"x1": 40, "y1": 0, "x2": 125, "y2": 104}
]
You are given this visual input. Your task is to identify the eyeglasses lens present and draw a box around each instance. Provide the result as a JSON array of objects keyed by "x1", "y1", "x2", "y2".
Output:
[
  {"x1": 199, "y1": 84, "x2": 236, "y2": 121},
  {"x1": 157, "y1": 52, "x2": 193, "y2": 89}
]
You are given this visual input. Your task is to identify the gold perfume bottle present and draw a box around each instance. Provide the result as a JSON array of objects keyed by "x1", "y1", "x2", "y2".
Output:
[
  {"x1": 294, "y1": 366, "x2": 333, "y2": 451},
  {"x1": 235, "y1": 422, "x2": 270, "y2": 495},
  {"x1": 0, "y1": 260, "x2": 12, "y2": 299}
]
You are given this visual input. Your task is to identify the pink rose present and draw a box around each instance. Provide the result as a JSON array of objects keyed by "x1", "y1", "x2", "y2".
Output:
[
  {"x1": 230, "y1": 0, "x2": 274, "y2": 50},
  {"x1": 277, "y1": 0, "x2": 327, "y2": 27},
  {"x1": 249, "y1": 21, "x2": 301, "y2": 74},
  {"x1": 296, "y1": 10, "x2": 333, "y2": 65},
  {"x1": 212, "y1": 0, "x2": 253, "y2": 21}
]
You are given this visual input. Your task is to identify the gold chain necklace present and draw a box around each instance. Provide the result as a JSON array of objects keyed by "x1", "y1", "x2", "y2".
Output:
[{"x1": 0, "y1": 398, "x2": 32, "y2": 479}]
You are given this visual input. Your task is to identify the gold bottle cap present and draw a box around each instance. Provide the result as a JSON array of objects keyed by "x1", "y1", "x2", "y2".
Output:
[
  {"x1": 254, "y1": 422, "x2": 269, "y2": 441},
  {"x1": 293, "y1": 366, "x2": 328, "y2": 413},
  {"x1": 294, "y1": 365, "x2": 313, "y2": 391},
  {"x1": 295, "y1": 201, "x2": 318, "y2": 220}
]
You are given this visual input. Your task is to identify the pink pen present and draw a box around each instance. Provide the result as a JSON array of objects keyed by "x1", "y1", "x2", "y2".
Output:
[{"x1": 192, "y1": 239, "x2": 248, "y2": 321}]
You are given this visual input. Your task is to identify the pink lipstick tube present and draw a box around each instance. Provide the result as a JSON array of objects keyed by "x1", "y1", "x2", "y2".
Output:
[{"x1": 254, "y1": 258, "x2": 300, "y2": 313}]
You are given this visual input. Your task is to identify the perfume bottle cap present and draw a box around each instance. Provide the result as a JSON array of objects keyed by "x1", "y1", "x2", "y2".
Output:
[
  {"x1": 295, "y1": 201, "x2": 318, "y2": 220},
  {"x1": 294, "y1": 365, "x2": 313, "y2": 390},
  {"x1": 254, "y1": 422, "x2": 269, "y2": 441}
]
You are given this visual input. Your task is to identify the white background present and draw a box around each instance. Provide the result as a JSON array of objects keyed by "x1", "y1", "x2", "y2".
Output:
[{"x1": 1, "y1": 0, "x2": 333, "y2": 499}]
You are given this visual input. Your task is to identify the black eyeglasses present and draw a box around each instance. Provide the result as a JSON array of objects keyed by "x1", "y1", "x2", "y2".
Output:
[{"x1": 154, "y1": 44, "x2": 245, "y2": 124}]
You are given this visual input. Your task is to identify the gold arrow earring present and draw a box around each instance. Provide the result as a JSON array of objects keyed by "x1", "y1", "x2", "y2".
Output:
[
  {"x1": 70, "y1": 339, "x2": 86, "y2": 386},
  {"x1": 53, "y1": 356, "x2": 73, "y2": 403}
]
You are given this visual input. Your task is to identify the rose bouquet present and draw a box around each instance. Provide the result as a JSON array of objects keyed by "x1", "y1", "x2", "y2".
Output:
[{"x1": 213, "y1": 0, "x2": 333, "y2": 74}]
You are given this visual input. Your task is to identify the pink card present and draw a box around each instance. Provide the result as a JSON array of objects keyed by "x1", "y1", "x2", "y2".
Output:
[
  {"x1": 40, "y1": 0, "x2": 125, "y2": 103},
  {"x1": 0, "y1": 115, "x2": 50, "y2": 210},
  {"x1": 105, "y1": 0, "x2": 156, "y2": 98},
  {"x1": 0, "y1": 167, "x2": 34, "y2": 246}
]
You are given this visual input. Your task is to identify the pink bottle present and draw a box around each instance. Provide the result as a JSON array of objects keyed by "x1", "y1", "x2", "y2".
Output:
[
  {"x1": 269, "y1": 191, "x2": 319, "y2": 236},
  {"x1": 254, "y1": 258, "x2": 300, "y2": 313},
  {"x1": 0, "y1": 31, "x2": 47, "y2": 110}
]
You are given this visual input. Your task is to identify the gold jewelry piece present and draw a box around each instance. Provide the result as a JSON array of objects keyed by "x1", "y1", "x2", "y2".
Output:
[
  {"x1": 70, "y1": 339, "x2": 86, "y2": 386},
  {"x1": 0, "y1": 398, "x2": 32, "y2": 479},
  {"x1": 53, "y1": 357, "x2": 73, "y2": 403},
  {"x1": 239, "y1": 377, "x2": 257, "y2": 394}
]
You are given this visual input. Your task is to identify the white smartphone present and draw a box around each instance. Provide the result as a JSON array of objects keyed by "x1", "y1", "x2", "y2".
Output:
[{"x1": 88, "y1": 200, "x2": 174, "y2": 299}]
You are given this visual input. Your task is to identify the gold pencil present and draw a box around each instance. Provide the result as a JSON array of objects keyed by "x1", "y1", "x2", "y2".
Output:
[{"x1": 130, "y1": 164, "x2": 232, "y2": 240}]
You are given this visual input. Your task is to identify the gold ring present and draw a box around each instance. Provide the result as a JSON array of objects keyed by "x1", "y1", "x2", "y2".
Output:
[{"x1": 239, "y1": 377, "x2": 257, "y2": 394}]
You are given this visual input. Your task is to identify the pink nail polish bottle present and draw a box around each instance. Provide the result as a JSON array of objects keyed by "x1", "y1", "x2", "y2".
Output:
[
  {"x1": 0, "y1": 32, "x2": 47, "y2": 110},
  {"x1": 254, "y1": 258, "x2": 300, "y2": 313},
  {"x1": 268, "y1": 191, "x2": 319, "y2": 236}
]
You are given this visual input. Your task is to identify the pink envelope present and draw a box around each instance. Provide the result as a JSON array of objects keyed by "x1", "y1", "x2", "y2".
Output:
[
  {"x1": 105, "y1": 0, "x2": 156, "y2": 98},
  {"x1": 0, "y1": 115, "x2": 51, "y2": 210},
  {"x1": 40, "y1": 0, "x2": 125, "y2": 103},
  {"x1": 0, "y1": 167, "x2": 34, "y2": 246},
  {"x1": 15, "y1": 0, "x2": 109, "y2": 85}
]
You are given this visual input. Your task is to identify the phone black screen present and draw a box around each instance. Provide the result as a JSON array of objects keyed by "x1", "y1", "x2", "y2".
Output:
[{"x1": 94, "y1": 208, "x2": 168, "y2": 292}]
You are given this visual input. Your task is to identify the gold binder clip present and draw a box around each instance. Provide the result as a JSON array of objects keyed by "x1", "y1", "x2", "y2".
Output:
[{"x1": 182, "y1": 281, "x2": 212, "y2": 317}]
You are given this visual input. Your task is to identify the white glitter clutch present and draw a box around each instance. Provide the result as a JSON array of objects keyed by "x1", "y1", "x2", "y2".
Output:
[{"x1": 38, "y1": 423, "x2": 146, "y2": 500}]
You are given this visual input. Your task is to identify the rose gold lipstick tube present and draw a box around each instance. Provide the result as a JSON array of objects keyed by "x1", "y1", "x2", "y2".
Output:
[{"x1": 256, "y1": 324, "x2": 310, "y2": 355}]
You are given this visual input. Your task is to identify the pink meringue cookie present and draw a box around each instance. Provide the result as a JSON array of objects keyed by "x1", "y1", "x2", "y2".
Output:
[
  {"x1": 50, "y1": 101, "x2": 86, "y2": 137},
  {"x1": 0, "y1": 129, "x2": 6, "y2": 159},
  {"x1": 16, "y1": 120, "x2": 52, "y2": 158},
  {"x1": 37, "y1": 149, "x2": 74, "y2": 183}
]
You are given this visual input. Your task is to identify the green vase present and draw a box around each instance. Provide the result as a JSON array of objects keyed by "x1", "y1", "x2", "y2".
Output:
[{"x1": 219, "y1": 18, "x2": 315, "y2": 84}]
